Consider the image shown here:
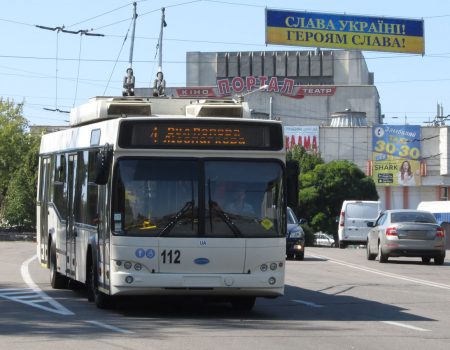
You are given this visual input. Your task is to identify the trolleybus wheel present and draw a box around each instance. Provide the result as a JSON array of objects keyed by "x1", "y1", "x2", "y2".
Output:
[
  {"x1": 231, "y1": 296, "x2": 256, "y2": 312},
  {"x1": 49, "y1": 243, "x2": 68, "y2": 289},
  {"x1": 87, "y1": 256, "x2": 114, "y2": 309}
]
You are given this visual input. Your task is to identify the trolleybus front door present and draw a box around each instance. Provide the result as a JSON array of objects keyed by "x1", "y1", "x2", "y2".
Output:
[
  {"x1": 67, "y1": 154, "x2": 77, "y2": 278},
  {"x1": 39, "y1": 157, "x2": 51, "y2": 265}
]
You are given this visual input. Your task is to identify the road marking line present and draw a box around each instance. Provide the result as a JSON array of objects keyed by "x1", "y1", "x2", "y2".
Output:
[
  {"x1": 10, "y1": 254, "x2": 76, "y2": 315},
  {"x1": 0, "y1": 290, "x2": 34, "y2": 295},
  {"x1": 292, "y1": 299, "x2": 324, "y2": 308},
  {"x1": 309, "y1": 253, "x2": 450, "y2": 290},
  {"x1": 382, "y1": 321, "x2": 431, "y2": 332},
  {"x1": 85, "y1": 320, "x2": 134, "y2": 334}
]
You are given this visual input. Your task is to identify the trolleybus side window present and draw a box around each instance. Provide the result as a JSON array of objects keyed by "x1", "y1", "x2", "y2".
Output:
[
  {"x1": 52, "y1": 154, "x2": 67, "y2": 220},
  {"x1": 74, "y1": 150, "x2": 99, "y2": 226}
]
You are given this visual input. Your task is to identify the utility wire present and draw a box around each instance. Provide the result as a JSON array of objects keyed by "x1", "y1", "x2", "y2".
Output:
[
  {"x1": 73, "y1": 34, "x2": 83, "y2": 107},
  {"x1": 103, "y1": 17, "x2": 134, "y2": 95},
  {"x1": 0, "y1": 17, "x2": 35, "y2": 27},
  {"x1": 66, "y1": 3, "x2": 131, "y2": 28}
]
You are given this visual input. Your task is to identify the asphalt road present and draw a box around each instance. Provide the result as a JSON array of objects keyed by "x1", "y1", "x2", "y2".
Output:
[{"x1": 1, "y1": 242, "x2": 449, "y2": 350}]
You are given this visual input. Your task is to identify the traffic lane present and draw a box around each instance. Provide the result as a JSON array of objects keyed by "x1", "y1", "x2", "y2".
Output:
[
  {"x1": 285, "y1": 248, "x2": 450, "y2": 332},
  {"x1": 307, "y1": 246, "x2": 450, "y2": 286},
  {"x1": 2, "y1": 242, "x2": 449, "y2": 350}
]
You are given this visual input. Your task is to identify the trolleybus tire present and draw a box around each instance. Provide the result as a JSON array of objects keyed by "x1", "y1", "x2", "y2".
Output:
[
  {"x1": 230, "y1": 296, "x2": 256, "y2": 312},
  {"x1": 49, "y1": 243, "x2": 68, "y2": 289},
  {"x1": 87, "y1": 256, "x2": 114, "y2": 309}
]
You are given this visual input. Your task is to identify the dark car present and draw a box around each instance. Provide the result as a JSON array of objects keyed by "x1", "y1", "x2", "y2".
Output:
[
  {"x1": 366, "y1": 209, "x2": 446, "y2": 264},
  {"x1": 286, "y1": 207, "x2": 305, "y2": 260}
]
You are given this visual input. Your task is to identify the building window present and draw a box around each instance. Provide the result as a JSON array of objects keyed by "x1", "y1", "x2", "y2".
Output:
[{"x1": 439, "y1": 187, "x2": 448, "y2": 200}]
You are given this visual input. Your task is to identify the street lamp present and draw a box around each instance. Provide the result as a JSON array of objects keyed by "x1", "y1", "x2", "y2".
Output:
[{"x1": 234, "y1": 84, "x2": 268, "y2": 103}]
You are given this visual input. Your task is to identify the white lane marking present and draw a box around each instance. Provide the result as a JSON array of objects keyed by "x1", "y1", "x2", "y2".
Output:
[
  {"x1": 292, "y1": 299, "x2": 324, "y2": 308},
  {"x1": 382, "y1": 321, "x2": 431, "y2": 332},
  {"x1": 85, "y1": 320, "x2": 134, "y2": 334},
  {"x1": 309, "y1": 253, "x2": 450, "y2": 290},
  {"x1": 2, "y1": 254, "x2": 76, "y2": 316}
]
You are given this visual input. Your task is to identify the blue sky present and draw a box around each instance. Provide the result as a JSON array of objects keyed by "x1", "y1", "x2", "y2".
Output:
[{"x1": 1, "y1": 0, "x2": 449, "y2": 126}]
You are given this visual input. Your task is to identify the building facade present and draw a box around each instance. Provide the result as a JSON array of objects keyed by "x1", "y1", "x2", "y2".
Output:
[{"x1": 135, "y1": 49, "x2": 450, "y2": 211}]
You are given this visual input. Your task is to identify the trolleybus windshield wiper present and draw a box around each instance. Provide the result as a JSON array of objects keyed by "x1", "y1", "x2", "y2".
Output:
[
  {"x1": 207, "y1": 180, "x2": 242, "y2": 237},
  {"x1": 159, "y1": 179, "x2": 196, "y2": 237},
  {"x1": 159, "y1": 200, "x2": 194, "y2": 237}
]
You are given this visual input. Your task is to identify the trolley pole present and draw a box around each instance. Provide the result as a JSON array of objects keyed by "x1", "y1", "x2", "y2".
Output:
[{"x1": 123, "y1": 2, "x2": 138, "y2": 96}]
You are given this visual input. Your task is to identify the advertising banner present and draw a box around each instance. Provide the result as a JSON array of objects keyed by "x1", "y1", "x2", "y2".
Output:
[
  {"x1": 372, "y1": 125, "x2": 421, "y2": 186},
  {"x1": 285, "y1": 125, "x2": 319, "y2": 151},
  {"x1": 265, "y1": 9, "x2": 425, "y2": 54}
]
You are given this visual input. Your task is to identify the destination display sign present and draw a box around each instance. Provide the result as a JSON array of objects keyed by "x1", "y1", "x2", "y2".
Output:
[{"x1": 119, "y1": 120, "x2": 283, "y2": 150}]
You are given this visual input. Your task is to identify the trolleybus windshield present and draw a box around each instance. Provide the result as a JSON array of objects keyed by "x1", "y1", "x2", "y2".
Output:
[{"x1": 112, "y1": 158, "x2": 284, "y2": 238}]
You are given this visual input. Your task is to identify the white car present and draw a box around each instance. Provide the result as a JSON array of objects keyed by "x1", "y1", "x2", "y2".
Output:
[{"x1": 313, "y1": 233, "x2": 335, "y2": 247}]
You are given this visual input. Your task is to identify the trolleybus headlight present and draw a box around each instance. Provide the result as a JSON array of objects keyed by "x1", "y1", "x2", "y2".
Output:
[
  {"x1": 134, "y1": 263, "x2": 142, "y2": 271},
  {"x1": 125, "y1": 276, "x2": 134, "y2": 284},
  {"x1": 124, "y1": 261, "x2": 132, "y2": 270},
  {"x1": 115, "y1": 260, "x2": 122, "y2": 266},
  {"x1": 270, "y1": 263, "x2": 277, "y2": 271},
  {"x1": 260, "y1": 264, "x2": 268, "y2": 272},
  {"x1": 268, "y1": 277, "x2": 276, "y2": 285}
]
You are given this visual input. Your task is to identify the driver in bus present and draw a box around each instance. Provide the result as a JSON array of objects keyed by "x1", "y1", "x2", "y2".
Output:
[{"x1": 226, "y1": 186, "x2": 255, "y2": 216}]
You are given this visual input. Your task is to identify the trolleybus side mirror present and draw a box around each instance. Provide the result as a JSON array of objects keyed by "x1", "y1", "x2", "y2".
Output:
[
  {"x1": 286, "y1": 161, "x2": 300, "y2": 211},
  {"x1": 94, "y1": 144, "x2": 113, "y2": 185}
]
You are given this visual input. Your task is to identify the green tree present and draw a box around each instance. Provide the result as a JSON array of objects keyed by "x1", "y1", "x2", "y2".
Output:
[
  {"x1": 0, "y1": 98, "x2": 41, "y2": 229},
  {"x1": 2, "y1": 133, "x2": 40, "y2": 229},
  {"x1": 0, "y1": 99, "x2": 28, "y2": 201},
  {"x1": 287, "y1": 145, "x2": 323, "y2": 174},
  {"x1": 299, "y1": 159, "x2": 378, "y2": 236},
  {"x1": 287, "y1": 146, "x2": 378, "y2": 239}
]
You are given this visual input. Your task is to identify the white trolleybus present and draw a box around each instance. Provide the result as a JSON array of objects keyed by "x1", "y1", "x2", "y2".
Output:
[{"x1": 37, "y1": 96, "x2": 298, "y2": 311}]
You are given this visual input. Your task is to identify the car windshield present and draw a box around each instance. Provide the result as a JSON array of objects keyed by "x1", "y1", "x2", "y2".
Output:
[
  {"x1": 112, "y1": 158, "x2": 285, "y2": 238},
  {"x1": 390, "y1": 211, "x2": 436, "y2": 224},
  {"x1": 287, "y1": 207, "x2": 298, "y2": 224}
]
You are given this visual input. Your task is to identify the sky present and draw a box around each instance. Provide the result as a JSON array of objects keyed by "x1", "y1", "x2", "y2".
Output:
[{"x1": 1, "y1": 0, "x2": 450, "y2": 126}]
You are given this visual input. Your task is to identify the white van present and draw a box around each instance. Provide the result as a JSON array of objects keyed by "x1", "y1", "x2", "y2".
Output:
[
  {"x1": 417, "y1": 201, "x2": 450, "y2": 249},
  {"x1": 337, "y1": 200, "x2": 381, "y2": 248}
]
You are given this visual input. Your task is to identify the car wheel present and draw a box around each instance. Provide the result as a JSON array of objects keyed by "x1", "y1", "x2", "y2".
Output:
[
  {"x1": 296, "y1": 251, "x2": 304, "y2": 261},
  {"x1": 378, "y1": 243, "x2": 388, "y2": 263},
  {"x1": 286, "y1": 254, "x2": 294, "y2": 260},
  {"x1": 434, "y1": 254, "x2": 445, "y2": 265},
  {"x1": 421, "y1": 257, "x2": 431, "y2": 264},
  {"x1": 366, "y1": 240, "x2": 376, "y2": 260},
  {"x1": 338, "y1": 239, "x2": 346, "y2": 249}
]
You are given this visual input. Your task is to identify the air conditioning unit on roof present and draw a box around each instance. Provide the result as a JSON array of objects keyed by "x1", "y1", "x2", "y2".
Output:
[
  {"x1": 69, "y1": 97, "x2": 152, "y2": 126},
  {"x1": 185, "y1": 99, "x2": 250, "y2": 118}
]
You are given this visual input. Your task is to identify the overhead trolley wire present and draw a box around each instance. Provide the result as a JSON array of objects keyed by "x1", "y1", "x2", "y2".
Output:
[{"x1": 103, "y1": 16, "x2": 135, "y2": 95}]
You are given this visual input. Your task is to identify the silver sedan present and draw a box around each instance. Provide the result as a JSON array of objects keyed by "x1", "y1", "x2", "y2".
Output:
[{"x1": 366, "y1": 209, "x2": 446, "y2": 265}]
